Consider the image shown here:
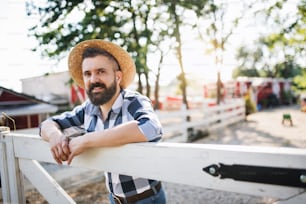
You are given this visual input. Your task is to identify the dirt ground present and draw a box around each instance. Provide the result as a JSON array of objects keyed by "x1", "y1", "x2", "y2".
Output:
[{"x1": 25, "y1": 181, "x2": 110, "y2": 204}]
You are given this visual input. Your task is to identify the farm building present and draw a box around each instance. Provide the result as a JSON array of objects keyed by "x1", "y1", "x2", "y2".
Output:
[{"x1": 0, "y1": 86, "x2": 58, "y2": 130}]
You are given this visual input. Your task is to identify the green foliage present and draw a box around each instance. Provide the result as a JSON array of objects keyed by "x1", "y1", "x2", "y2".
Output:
[
  {"x1": 273, "y1": 59, "x2": 302, "y2": 78},
  {"x1": 233, "y1": 0, "x2": 305, "y2": 83},
  {"x1": 293, "y1": 69, "x2": 306, "y2": 91},
  {"x1": 232, "y1": 67, "x2": 259, "y2": 79},
  {"x1": 281, "y1": 90, "x2": 294, "y2": 105},
  {"x1": 26, "y1": 0, "x2": 211, "y2": 102},
  {"x1": 25, "y1": 0, "x2": 305, "y2": 102},
  {"x1": 26, "y1": 0, "x2": 167, "y2": 97}
]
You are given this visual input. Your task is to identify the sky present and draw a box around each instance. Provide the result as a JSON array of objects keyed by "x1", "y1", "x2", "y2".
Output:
[
  {"x1": 0, "y1": 1, "x2": 67, "y2": 92},
  {"x1": 0, "y1": 0, "x2": 299, "y2": 92}
]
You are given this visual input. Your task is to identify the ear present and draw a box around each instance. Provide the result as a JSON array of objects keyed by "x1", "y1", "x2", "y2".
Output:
[{"x1": 116, "y1": 71, "x2": 122, "y2": 83}]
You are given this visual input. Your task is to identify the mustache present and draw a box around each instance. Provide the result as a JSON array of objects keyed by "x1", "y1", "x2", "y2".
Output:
[{"x1": 89, "y1": 82, "x2": 107, "y2": 92}]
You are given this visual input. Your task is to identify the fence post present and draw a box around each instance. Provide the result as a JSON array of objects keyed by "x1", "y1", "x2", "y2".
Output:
[
  {"x1": 180, "y1": 104, "x2": 188, "y2": 142},
  {"x1": 0, "y1": 130, "x2": 26, "y2": 204},
  {"x1": 0, "y1": 128, "x2": 10, "y2": 202}
]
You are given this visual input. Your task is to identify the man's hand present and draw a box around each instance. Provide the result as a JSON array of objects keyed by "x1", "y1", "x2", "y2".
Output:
[
  {"x1": 40, "y1": 120, "x2": 72, "y2": 164},
  {"x1": 49, "y1": 135, "x2": 71, "y2": 164},
  {"x1": 67, "y1": 135, "x2": 88, "y2": 165}
]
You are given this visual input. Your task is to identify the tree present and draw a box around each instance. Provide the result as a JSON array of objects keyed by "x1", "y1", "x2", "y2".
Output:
[
  {"x1": 26, "y1": 0, "x2": 165, "y2": 97},
  {"x1": 147, "y1": 3, "x2": 176, "y2": 109},
  {"x1": 167, "y1": 1, "x2": 189, "y2": 108},
  {"x1": 233, "y1": 45, "x2": 265, "y2": 78},
  {"x1": 159, "y1": 0, "x2": 210, "y2": 109},
  {"x1": 26, "y1": 0, "x2": 216, "y2": 105},
  {"x1": 233, "y1": 0, "x2": 305, "y2": 81},
  {"x1": 293, "y1": 68, "x2": 306, "y2": 91},
  {"x1": 196, "y1": 0, "x2": 253, "y2": 104}
]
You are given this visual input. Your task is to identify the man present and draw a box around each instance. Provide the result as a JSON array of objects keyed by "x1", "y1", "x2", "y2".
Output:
[{"x1": 40, "y1": 39, "x2": 166, "y2": 204}]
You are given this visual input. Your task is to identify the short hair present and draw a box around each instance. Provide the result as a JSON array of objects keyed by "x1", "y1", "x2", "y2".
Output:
[{"x1": 82, "y1": 47, "x2": 120, "y2": 71}]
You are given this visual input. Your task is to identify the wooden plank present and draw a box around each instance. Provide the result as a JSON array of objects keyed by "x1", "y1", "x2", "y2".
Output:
[
  {"x1": 12, "y1": 134, "x2": 306, "y2": 200},
  {"x1": 19, "y1": 159, "x2": 76, "y2": 204},
  {"x1": 13, "y1": 133, "x2": 55, "y2": 164},
  {"x1": 161, "y1": 102, "x2": 244, "y2": 139},
  {"x1": 157, "y1": 100, "x2": 245, "y2": 142},
  {"x1": 5, "y1": 134, "x2": 26, "y2": 204},
  {"x1": 0, "y1": 134, "x2": 11, "y2": 202}
]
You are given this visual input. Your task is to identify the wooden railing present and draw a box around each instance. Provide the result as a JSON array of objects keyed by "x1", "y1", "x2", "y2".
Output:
[
  {"x1": 157, "y1": 98, "x2": 245, "y2": 142},
  {"x1": 1, "y1": 133, "x2": 306, "y2": 204}
]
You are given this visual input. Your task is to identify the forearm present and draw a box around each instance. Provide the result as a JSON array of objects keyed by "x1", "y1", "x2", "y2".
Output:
[
  {"x1": 40, "y1": 120, "x2": 70, "y2": 164},
  {"x1": 40, "y1": 120, "x2": 63, "y2": 142},
  {"x1": 83, "y1": 120, "x2": 147, "y2": 148}
]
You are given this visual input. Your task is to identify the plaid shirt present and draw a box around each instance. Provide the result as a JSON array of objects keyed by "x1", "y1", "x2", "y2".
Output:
[{"x1": 47, "y1": 89, "x2": 163, "y2": 197}]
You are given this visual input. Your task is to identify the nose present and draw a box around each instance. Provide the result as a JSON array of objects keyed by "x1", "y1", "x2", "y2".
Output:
[{"x1": 90, "y1": 72, "x2": 100, "y2": 83}]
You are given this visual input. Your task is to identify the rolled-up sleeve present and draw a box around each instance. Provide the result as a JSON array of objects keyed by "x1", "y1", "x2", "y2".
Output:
[
  {"x1": 51, "y1": 104, "x2": 85, "y2": 129},
  {"x1": 128, "y1": 96, "x2": 163, "y2": 142},
  {"x1": 39, "y1": 103, "x2": 86, "y2": 137}
]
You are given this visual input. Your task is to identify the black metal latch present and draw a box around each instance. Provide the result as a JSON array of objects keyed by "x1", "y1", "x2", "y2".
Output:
[{"x1": 203, "y1": 163, "x2": 306, "y2": 188}]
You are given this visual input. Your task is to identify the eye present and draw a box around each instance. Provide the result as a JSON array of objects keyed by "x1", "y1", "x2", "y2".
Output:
[
  {"x1": 97, "y1": 69, "x2": 106, "y2": 75},
  {"x1": 83, "y1": 71, "x2": 91, "y2": 78}
]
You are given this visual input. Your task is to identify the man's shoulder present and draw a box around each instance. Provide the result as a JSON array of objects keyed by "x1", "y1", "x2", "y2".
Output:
[
  {"x1": 75, "y1": 100, "x2": 99, "y2": 115},
  {"x1": 73, "y1": 99, "x2": 92, "y2": 109},
  {"x1": 122, "y1": 89, "x2": 146, "y2": 100},
  {"x1": 121, "y1": 89, "x2": 152, "y2": 110}
]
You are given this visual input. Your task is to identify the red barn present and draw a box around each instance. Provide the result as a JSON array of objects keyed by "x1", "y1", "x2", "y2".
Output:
[
  {"x1": 0, "y1": 86, "x2": 58, "y2": 130},
  {"x1": 203, "y1": 77, "x2": 292, "y2": 109}
]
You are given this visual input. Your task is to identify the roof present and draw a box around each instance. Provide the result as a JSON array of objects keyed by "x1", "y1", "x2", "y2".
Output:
[
  {"x1": 0, "y1": 86, "x2": 48, "y2": 105},
  {"x1": 0, "y1": 103, "x2": 58, "y2": 116},
  {"x1": 0, "y1": 86, "x2": 58, "y2": 116}
]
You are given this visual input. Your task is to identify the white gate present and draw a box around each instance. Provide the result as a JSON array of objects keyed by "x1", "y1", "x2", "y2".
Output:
[{"x1": 1, "y1": 132, "x2": 306, "y2": 204}]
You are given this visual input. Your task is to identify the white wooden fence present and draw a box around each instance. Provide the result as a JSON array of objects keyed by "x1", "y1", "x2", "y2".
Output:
[
  {"x1": 157, "y1": 98, "x2": 245, "y2": 142},
  {"x1": 1, "y1": 133, "x2": 306, "y2": 204},
  {"x1": 1, "y1": 100, "x2": 306, "y2": 203}
]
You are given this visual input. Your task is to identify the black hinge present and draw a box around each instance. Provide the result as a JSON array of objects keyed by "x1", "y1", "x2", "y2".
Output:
[{"x1": 203, "y1": 163, "x2": 306, "y2": 188}]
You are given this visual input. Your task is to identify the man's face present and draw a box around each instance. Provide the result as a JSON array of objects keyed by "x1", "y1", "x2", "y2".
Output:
[{"x1": 82, "y1": 55, "x2": 121, "y2": 106}]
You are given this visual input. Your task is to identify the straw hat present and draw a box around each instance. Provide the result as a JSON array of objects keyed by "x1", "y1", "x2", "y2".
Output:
[{"x1": 68, "y1": 39, "x2": 136, "y2": 88}]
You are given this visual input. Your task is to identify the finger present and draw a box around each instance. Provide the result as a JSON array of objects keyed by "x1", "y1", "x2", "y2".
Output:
[
  {"x1": 51, "y1": 146, "x2": 59, "y2": 159},
  {"x1": 51, "y1": 149, "x2": 62, "y2": 164},
  {"x1": 62, "y1": 137, "x2": 71, "y2": 156},
  {"x1": 51, "y1": 146, "x2": 59, "y2": 158},
  {"x1": 60, "y1": 152, "x2": 68, "y2": 161},
  {"x1": 62, "y1": 140, "x2": 70, "y2": 155},
  {"x1": 67, "y1": 153, "x2": 74, "y2": 165},
  {"x1": 57, "y1": 145, "x2": 64, "y2": 158},
  {"x1": 58, "y1": 146, "x2": 69, "y2": 162}
]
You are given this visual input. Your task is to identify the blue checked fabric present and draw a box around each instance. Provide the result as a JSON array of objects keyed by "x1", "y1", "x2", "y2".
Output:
[{"x1": 47, "y1": 89, "x2": 163, "y2": 197}]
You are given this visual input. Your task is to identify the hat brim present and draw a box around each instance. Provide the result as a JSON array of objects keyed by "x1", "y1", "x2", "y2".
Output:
[{"x1": 68, "y1": 39, "x2": 136, "y2": 89}]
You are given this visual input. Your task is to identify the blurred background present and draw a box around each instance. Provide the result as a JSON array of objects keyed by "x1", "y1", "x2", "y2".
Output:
[
  {"x1": 0, "y1": 0, "x2": 305, "y2": 129},
  {"x1": 1, "y1": 1, "x2": 306, "y2": 203}
]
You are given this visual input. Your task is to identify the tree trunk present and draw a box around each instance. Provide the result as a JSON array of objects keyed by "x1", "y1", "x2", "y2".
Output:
[
  {"x1": 154, "y1": 53, "x2": 163, "y2": 110},
  {"x1": 171, "y1": 2, "x2": 189, "y2": 109}
]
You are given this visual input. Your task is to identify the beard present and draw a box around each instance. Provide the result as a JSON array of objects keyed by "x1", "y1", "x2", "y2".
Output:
[{"x1": 86, "y1": 78, "x2": 117, "y2": 106}]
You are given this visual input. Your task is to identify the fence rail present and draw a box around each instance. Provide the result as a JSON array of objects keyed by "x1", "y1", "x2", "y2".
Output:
[
  {"x1": 1, "y1": 133, "x2": 306, "y2": 204},
  {"x1": 157, "y1": 99, "x2": 245, "y2": 141}
]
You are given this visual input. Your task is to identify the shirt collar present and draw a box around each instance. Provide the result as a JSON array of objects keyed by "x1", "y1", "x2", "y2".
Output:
[
  {"x1": 88, "y1": 89, "x2": 124, "y2": 116},
  {"x1": 111, "y1": 89, "x2": 124, "y2": 114}
]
